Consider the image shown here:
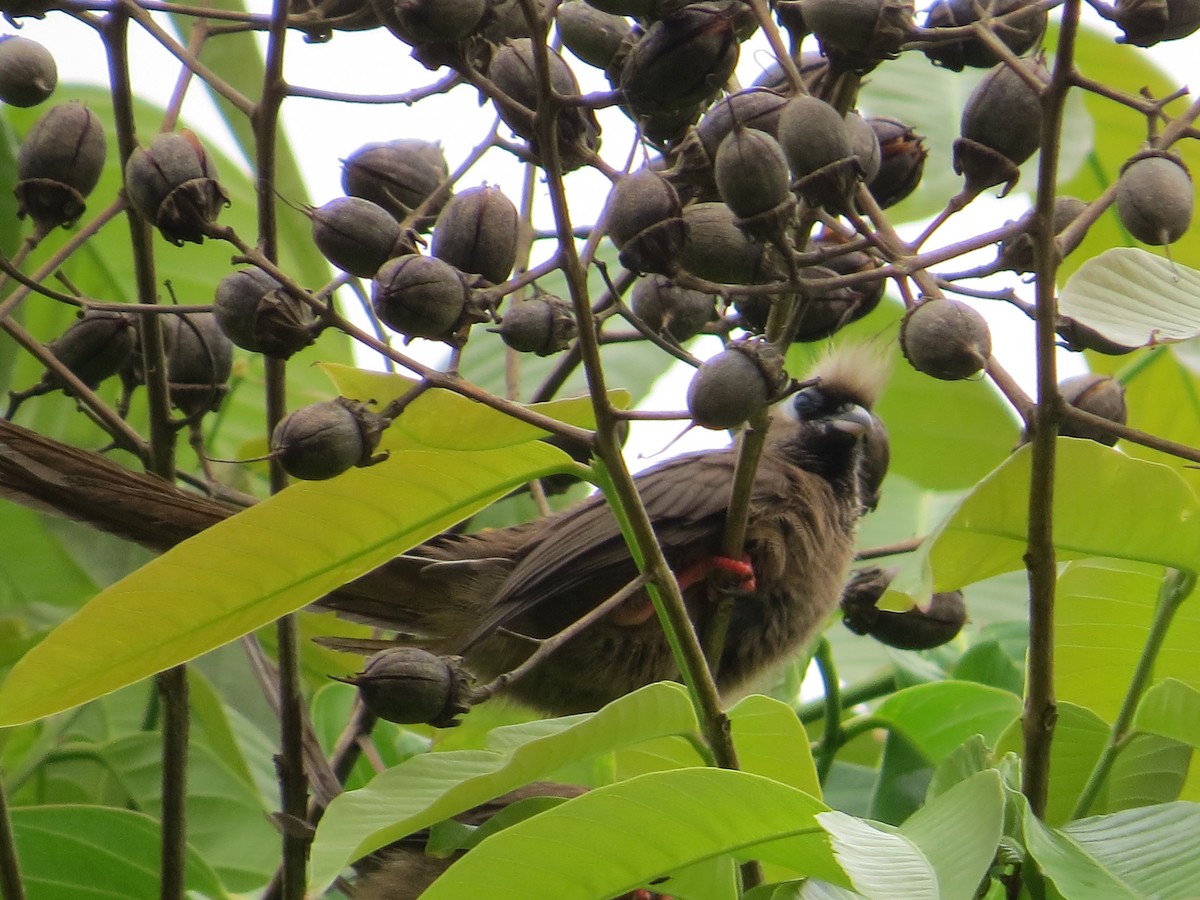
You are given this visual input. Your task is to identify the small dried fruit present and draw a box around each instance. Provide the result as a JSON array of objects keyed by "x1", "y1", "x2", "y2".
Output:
[
  {"x1": 1115, "y1": 151, "x2": 1193, "y2": 246},
  {"x1": 923, "y1": 0, "x2": 1046, "y2": 70},
  {"x1": 954, "y1": 58, "x2": 1048, "y2": 197},
  {"x1": 680, "y1": 201, "x2": 779, "y2": 284},
  {"x1": 841, "y1": 567, "x2": 967, "y2": 650},
  {"x1": 630, "y1": 275, "x2": 717, "y2": 341},
  {"x1": 213, "y1": 268, "x2": 318, "y2": 359},
  {"x1": 1114, "y1": 0, "x2": 1200, "y2": 45},
  {"x1": 495, "y1": 294, "x2": 576, "y2": 355},
  {"x1": 867, "y1": 116, "x2": 927, "y2": 208},
  {"x1": 777, "y1": 95, "x2": 859, "y2": 209},
  {"x1": 271, "y1": 397, "x2": 388, "y2": 480},
  {"x1": 801, "y1": 0, "x2": 914, "y2": 69},
  {"x1": 557, "y1": 0, "x2": 634, "y2": 70},
  {"x1": 167, "y1": 312, "x2": 234, "y2": 415},
  {"x1": 606, "y1": 168, "x2": 687, "y2": 275},
  {"x1": 124, "y1": 130, "x2": 230, "y2": 245},
  {"x1": 374, "y1": 0, "x2": 486, "y2": 44},
  {"x1": 899, "y1": 297, "x2": 991, "y2": 380},
  {"x1": 431, "y1": 185, "x2": 520, "y2": 285},
  {"x1": 346, "y1": 647, "x2": 473, "y2": 727},
  {"x1": 15, "y1": 101, "x2": 107, "y2": 234},
  {"x1": 311, "y1": 196, "x2": 406, "y2": 277},
  {"x1": 0, "y1": 34, "x2": 56, "y2": 107},
  {"x1": 714, "y1": 126, "x2": 795, "y2": 240},
  {"x1": 1055, "y1": 317, "x2": 1137, "y2": 356},
  {"x1": 846, "y1": 112, "x2": 882, "y2": 184},
  {"x1": 1058, "y1": 373, "x2": 1127, "y2": 445},
  {"x1": 673, "y1": 87, "x2": 788, "y2": 186},
  {"x1": 687, "y1": 340, "x2": 785, "y2": 429},
  {"x1": 372, "y1": 254, "x2": 472, "y2": 342},
  {"x1": 342, "y1": 139, "x2": 449, "y2": 228},
  {"x1": 997, "y1": 196, "x2": 1088, "y2": 273}
]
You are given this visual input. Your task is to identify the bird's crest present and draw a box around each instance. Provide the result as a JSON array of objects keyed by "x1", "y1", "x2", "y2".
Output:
[{"x1": 804, "y1": 343, "x2": 892, "y2": 409}]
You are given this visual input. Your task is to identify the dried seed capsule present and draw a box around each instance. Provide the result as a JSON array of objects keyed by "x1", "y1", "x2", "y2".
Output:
[
  {"x1": 375, "y1": 0, "x2": 486, "y2": 44},
  {"x1": 606, "y1": 168, "x2": 687, "y2": 276},
  {"x1": 899, "y1": 297, "x2": 991, "y2": 380},
  {"x1": 996, "y1": 196, "x2": 1088, "y2": 273},
  {"x1": 867, "y1": 116, "x2": 927, "y2": 209},
  {"x1": 801, "y1": 0, "x2": 914, "y2": 69},
  {"x1": 124, "y1": 130, "x2": 230, "y2": 245},
  {"x1": 777, "y1": 95, "x2": 859, "y2": 210},
  {"x1": 619, "y1": 3, "x2": 741, "y2": 119},
  {"x1": 213, "y1": 268, "x2": 318, "y2": 359},
  {"x1": 714, "y1": 126, "x2": 795, "y2": 240},
  {"x1": 954, "y1": 58, "x2": 1048, "y2": 198},
  {"x1": 487, "y1": 38, "x2": 600, "y2": 171},
  {"x1": 846, "y1": 112, "x2": 881, "y2": 184},
  {"x1": 673, "y1": 87, "x2": 788, "y2": 186},
  {"x1": 342, "y1": 139, "x2": 450, "y2": 228},
  {"x1": 167, "y1": 312, "x2": 234, "y2": 415},
  {"x1": 0, "y1": 34, "x2": 56, "y2": 107},
  {"x1": 1055, "y1": 317, "x2": 1137, "y2": 356},
  {"x1": 289, "y1": 0, "x2": 380, "y2": 40},
  {"x1": 1114, "y1": 0, "x2": 1200, "y2": 45},
  {"x1": 372, "y1": 254, "x2": 471, "y2": 342},
  {"x1": 557, "y1": 0, "x2": 635, "y2": 70},
  {"x1": 271, "y1": 397, "x2": 388, "y2": 480},
  {"x1": 687, "y1": 340, "x2": 785, "y2": 429},
  {"x1": 630, "y1": 275, "x2": 716, "y2": 341},
  {"x1": 346, "y1": 647, "x2": 473, "y2": 727},
  {"x1": 923, "y1": 0, "x2": 1046, "y2": 70},
  {"x1": 1058, "y1": 374, "x2": 1127, "y2": 445},
  {"x1": 582, "y1": 0, "x2": 656, "y2": 15},
  {"x1": 495, "y1": 294, "x2": 576, "y2": 355},
  {"x1": 311, "y1": 196, "x2": 405, "y2": 278},
  {"x1": 841, "y1": 567, "x2": 966, "y2": 650},
  {"x1": 15, "y1": 101, "x2": 107, "y2": 234},
  {"x1": 1115, "y1": 151, "x2": 1193, "y2": 246},
  {"x1": 680, "y1": 201, "x2": 778, "y2": 284},
  {"x1": 431, "y1": 186, "x2": 519, "y2": 285}
]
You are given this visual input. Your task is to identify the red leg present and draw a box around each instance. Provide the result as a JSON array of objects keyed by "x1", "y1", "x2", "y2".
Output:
[{"x1": 674, "y1": 554, "x2": 756, "y2": 594}]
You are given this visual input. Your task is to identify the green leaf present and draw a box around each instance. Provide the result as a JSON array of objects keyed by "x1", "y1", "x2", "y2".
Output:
[
  {"x1": 421, "y1": 769, "x2": 838, "y2": 900},
  {"x1": 99, "y1": 733, "x2": 277, "y2": 892},
  {"x1": 952, "y1": 640, "x2": 1024, "y2": 695},
  {"x1": 887, "y1": 441, "x2": 1200, "y2": 605},
  {"x1": 9, "y1": 805, "x2": 228, "y2": 900},
  {"x1": 1134, "y1": 679, "x2": 1200, "y2": 748},
  {"x1": 728, "y1": 693, "x2": 821, "y2": 797},
  {"x1": 0, "y1": 388, "x2": 592, "y2": 725},
  {"x1": 901, "y1": 771, "x2": 1005, "y2": 900},
  {"x1": 308, "y1": 682, "x2": 699, "y2": 892},
  {"x1": 817, "y1": 810, "x2": 936, "y2": 899},
  {"x1": 1106, "y1": 734, "x2": 1191, "y2": 813},
  {"x1": 872, "y1": 681, "x2": 1022, "y2": 762},
  {"x1": 869, "y1": 731, "x2": 931, "y2": 826}
]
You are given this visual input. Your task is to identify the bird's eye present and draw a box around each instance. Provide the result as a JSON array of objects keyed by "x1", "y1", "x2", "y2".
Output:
[{"x1": 793, "y1": 387, "x2": 825, "y2": 418}]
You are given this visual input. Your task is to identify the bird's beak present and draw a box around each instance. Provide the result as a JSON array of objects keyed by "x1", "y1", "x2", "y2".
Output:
[{"x1": 829, "y1": 404, "x2": 873, "y2": 437}]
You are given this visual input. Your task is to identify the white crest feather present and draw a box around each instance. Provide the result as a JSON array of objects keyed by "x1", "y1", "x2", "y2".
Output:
[{"x1": 804, "y1": 343, "x2": 892, "y2": 409}]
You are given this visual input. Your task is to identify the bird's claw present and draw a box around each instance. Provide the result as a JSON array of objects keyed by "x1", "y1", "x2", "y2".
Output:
[{"x1": 676, "y1": 554, "x2": 757, "y2": 595}]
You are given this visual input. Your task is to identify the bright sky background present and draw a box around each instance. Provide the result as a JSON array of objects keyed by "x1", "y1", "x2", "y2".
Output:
[{"x1": 4, "y1": 5, "x2": 1196, "y2": 466}]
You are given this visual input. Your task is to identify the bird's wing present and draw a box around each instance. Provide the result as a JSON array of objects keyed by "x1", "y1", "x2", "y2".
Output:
[{"x1": 462, "y1": 447, "x2": 794, "y2": 644}]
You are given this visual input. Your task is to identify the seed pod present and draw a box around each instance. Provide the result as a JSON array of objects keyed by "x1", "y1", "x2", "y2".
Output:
[
  {"x1": 311, "y1": 196, "x2": 406, "y2": 278},
  {"x1": 923, "y1": 0, "x2": 1046, "y2": 70},
  {"x1": 630, "y1": 275, "x2": 716, "y2": 341},
  {"x1": 582, "y1": 0, "x2": 656, "y2": 15},
  {"x1": 619, "y1": 3, "x2": 741, "y2": 119},
  {"x1": 777, "y1": 95, "x2": 860, "y2": 210},
  {"x1": 899, "y1": 297, "x2": 991, "y2": 380},
  {"x1": 680, "y1": 201, "x2": 779, "y2": 284},
  {"x1": 801, "y1": 0, "x2": 914, "y2": 69},
  {"x1": 373, "y1": 254, "x2": 472, "y2": 343},
  {"x1": 15, "y1": 101, "x2": 107, "y2": 234},
  {"x1": 167, "y1": 312, "x2": 234, "y2": 415},
  {"x1": 714, "y1": 126, "x2": 795, "y2": 240},
  {"x1": 997, "y1": 196, "x2": 1088, "y2": 273},
  {"x1": 606, "y1": 169, "x2": 687, "y2": 276},
  {"x1": 431, "y1": 186, "x2": 520, "y2": 285},
  {"x1": 1058, "y1": 374, "x2": 1127, "y2": 445},
  {"x1": 272, "y1": 397, "x2": 389, "y2": 480},
  {"x1": 867, "y1": 116, "x2": 927, "y2": 209},
  {"x1": 0, "y1": 34, "x2": 56, "y2": 107},
  {"x1": 557, "y1": 0, "x2": 635, "y2": 70},
  {"x1": 1115, "y1": 151, "x2": 1193, "y2": 246},
  {"x1": 841, "y1": 567, "x2": 967, "y2": 650},
  {"x1": 373, "y1": 0, "x2": 486, "y2": 44},
  {"x1": 1114, "y1": 0, "x2": 1200, "y2": 45},
  {"x1": 493, "y1": 294, "x2": 576, "y2": 355},
  {"x1": 342, "y1": 139, "x2": 450, "y2": 228},
  {"x1": 124, "y1": 130, "x2": 230, "y2": 245},
  {"x1": 687, "y1": 340, "x2": 785, "y2": 430},
  {"x1": 673, "y1": 87, "x2": 788, "y2": 186},
  {"x1": 289, "y1": 0, "x2": 380, "y2": 39},
  {"x1": 487, "y1": 38, "x2": 600, "y2": 171},
  {"x1": 1055, "y1": 317, "x2": 1137, "y2": 356},
  {"x1": 345, "y1": 648, "x2": 473, "y2": 727},
  {"x1": 846, "y1": 112, "x2": 882, "y2": 184},
  {"x1": 954, "y1": 58, "x2": 1048, "y2": 198},
  {"x1": 213, "y1": 268, "x2": 318, "y2": 359}
]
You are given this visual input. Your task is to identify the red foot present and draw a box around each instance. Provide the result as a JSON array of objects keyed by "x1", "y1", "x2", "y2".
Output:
[{"x1": 674, "y1": 554, "x2": 757, "y2": 594}]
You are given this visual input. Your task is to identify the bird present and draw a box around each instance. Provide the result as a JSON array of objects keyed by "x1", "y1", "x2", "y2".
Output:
[{"x1": 319, "y1": 345, "x2": 890, "y2": 715}]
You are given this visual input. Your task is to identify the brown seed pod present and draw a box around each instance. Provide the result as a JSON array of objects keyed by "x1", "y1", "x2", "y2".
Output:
[
  {"x1": 494, "y1": 295, "x2": 577, "y2": 355},
  {"x1": 0, "y1": 34, "x2": 56, "y2": 107},
  {"x1": 1114, "y1": 0, "x2": 1200, "y2": 45},
  {"x1": 1055, "y1": 317, "x2": 1138, "y2": 356},
  {"x1": 124, "y1": 130, "x2": 230, "y2": 245},
  {"x1": 867, "y1": 116, "x2": 927, "y2": 209},
  {"x1": 372, "y1": 0, "x2": 486, "y2": 44},
  {"x1": 714, "y1": 126, "x2": 796, "y2": 240},
  {"x1": 899, "y1": 297, "x2": 991, "y2": 380},
  {"x1": 431, "y1": 185, "x2": 520, "y2": 285},
  {"x1": 288, "y1": 0, "x2": 380, "y2": 40},
  {"x1": 630, "y1": 275, "x2": 717, "y2": 342},
  {"x1": 166, "y1": 312, "x2": 235, "y2": 415},
  {"x1": 341, "y1": 139, "x2": 450, "y2": 229},
  {"x1": 372, "y1": 254, "x2": 473, "y2": 343},
  {"x1": 213, "y1": 268, "x2": 319, "y2": 359},
  {"x1": 801, "y1": 0, "x2": 915, "y2": 70},
  {"x1": 672, "y1": 87, "x2": 789, "y2": 187},
  {"x1": 345, "y1": 647, "x2": 473, "y2": 727},
  {"x1": 686, "y1": 340, "x2": 785, "y2": 430},
  {"x1": 680, "y1": 201, "x2": 779, "y2": 284},
  {"x1": 606, "y1": 168, "x2": 687, "y2": 276},
  {"x1": 954, "y1": 57, "x2": 1048, "y2": 198},
  {"x1": 841, "y1": 567, "x2": 967, "y2": 650},
  {"x1": 777, "y1": 95, "x2": 860, "y2": 210},
  {"x1": 311, "y1": 196, "x2": 406, "y2": 278},
  {"x1": 15, "y1": 101, "x2": 107, "y2": 234},
  {"x1": 1115, "y1": 151, "x2": 1193, "y2": 246},
  {"x1": 1057, "y1": 373, "x2": 1127, "y2": 445},
  {"x1": 271, "y1": 397, "x2": 389, "y2": 480},
  {"x1": 923, "y1": 0, "x2": 1046, "y2": 71},
  {"x1": 557, "y1": 0, "x2": 635, "y2": 71},
  {"x1": 996, "y1": 196, "x2": 1088, "y2": 273}
]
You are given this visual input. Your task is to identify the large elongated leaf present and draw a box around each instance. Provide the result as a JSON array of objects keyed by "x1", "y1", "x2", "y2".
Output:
[
  {"x1": 817, "y1": 811, "x2": 935, "y2": 900},
  {"x1": 872, "y1": 682, "x2": 1021, "y2": 763},
  {"x1": 0, "y1": 389, "x2": 600, "y2": 725},
  {"x1": 308, "y1": 682, "x2": 699, "y2": 892}
]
